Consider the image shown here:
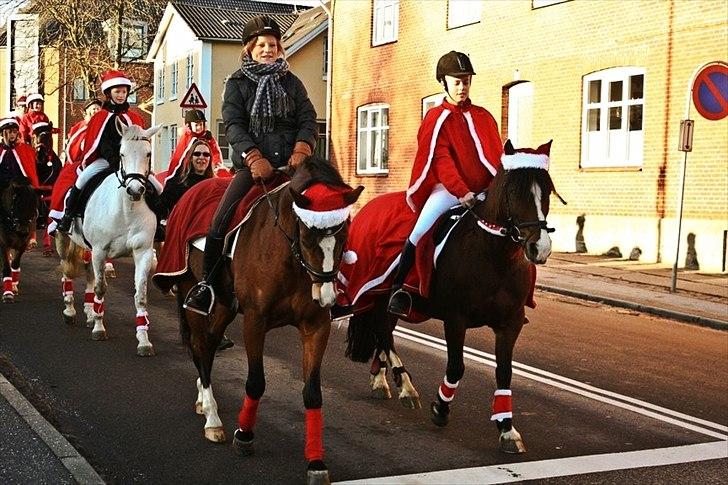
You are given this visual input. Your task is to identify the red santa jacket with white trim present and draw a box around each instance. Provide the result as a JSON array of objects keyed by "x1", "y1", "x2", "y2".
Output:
[
  {"x1": 81, "y1": 108, "x2": 145, "y2": 168},
  {"x1": 164, "y1": 127, "x2": 223, "y2": 184},
  {"x1": 0, "y1": 142, "x2": 40, "y2": 186},
  {"x1": 406, "y1": 98, "x2": 503, "y2": 212},
  {"x1": 65, "y1": 119, "x2": 88, "y2": 164},
  {"x1": 19, "y1": 111, "x2": 51, "y2": 145}
]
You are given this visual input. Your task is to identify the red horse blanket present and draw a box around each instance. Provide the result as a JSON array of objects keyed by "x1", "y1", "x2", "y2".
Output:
[
  {"x1": 153, "y1": 173, "x2": 290, "y2": 284},
  {"x1": 337, "y1": 191, "x2": 536, "y2": 323}
]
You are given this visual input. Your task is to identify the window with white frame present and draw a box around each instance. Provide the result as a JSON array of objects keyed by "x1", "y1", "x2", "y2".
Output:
[
  {"x1": 372, "y1": 0, "x2": 399, "y2": 46},
  {"x1": 72, "y1": 78, "x2": 88, "y2": 101},
  {"x1": 357, "y1": 104, "x2": 389, "y2": 174},
  {"x1": 171, "y1": 61, "x2": 178, "y2": 99},
  {"x1": 121, "y1": 22, "x2": 147, "y2": 60},
  {"x1": 156, "y1": 65, "x2": 165, "y2": 103},
  {"x1": 216, "y1": 120, "x2": 231, "y2": 165},
  {"x1": 128, "y1": 83, "x2": 137, "y2": 104},
  {"x1": 422, "y1": 93, "x2": 445, "y2": 119},
  {"x1": 448, "y1": 0, "x2": 482, "y2": 29},
  {"x1": 170, "y1": 124, "x2": 178, "y2": 158},
  {"x1": 186, "y1": 53, "x2": 194, "y2": 88},
  {"x1": 581, "y1": 67, "x2": 645, "y2": 168},
  {"x1": 322, "y1": 35, "x2": 328, "y2": 79}
]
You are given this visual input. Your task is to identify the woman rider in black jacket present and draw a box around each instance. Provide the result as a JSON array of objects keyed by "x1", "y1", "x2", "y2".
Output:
[{"x1": 184, "y1": 15, "x2": 318, "y2": 315}]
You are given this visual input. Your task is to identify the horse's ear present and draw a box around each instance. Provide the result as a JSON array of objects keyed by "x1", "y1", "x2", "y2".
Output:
[
  {"x1": 504, "y1": 139, "x2": 515, "y2": 155},
  {"x1": 538, "y1": 139, "x2": 553, "y2": 156},
  {"x1": 343, "y1": 185, "x2": 365, "y2": 206},
  {"x1": 145, "y1": 124, "x2": 162, "y2": 138},
  {"x1": 289, "y1": 187, "x2": 311, "y2": 208}
]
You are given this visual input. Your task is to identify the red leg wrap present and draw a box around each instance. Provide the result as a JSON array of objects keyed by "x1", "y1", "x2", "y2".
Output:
[
  {"x1": 62, "y1": 278, "x2": 74, "y2": 296},
  {"x1": 11, "y1": 269, "x2": 20, "y2": 283},
  {"x1": 82, "y1": 250, "x2": 92, "y2": 264},
  {"x1": 491, "y1": 389, "x2": 513, "y2": 421},
  {"x1": 93, "y1": 297, "x2": 104, "y2": 316},
  {"x1": 237, "y1": 395, "x2": 260, "y2": 432},
  {"x1": 135, "y1": 312, "x2": 149, "y2": 329},
  {"x1": 3, "y1": 277, "x2": 12, "y2": 294},
  {"x1": 438, "y1": 377, "x2": 459, "y2": 402},
  {"x1": 84, "y1": 291, "x2": 95, "y2": 304},
  {"x1": 305, "y1": 408, "x2": 324, "y2": 462}
]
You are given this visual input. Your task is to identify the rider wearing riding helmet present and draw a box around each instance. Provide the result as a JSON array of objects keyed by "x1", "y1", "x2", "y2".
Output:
[
  {"x1": 387, "y1": 51, "x2": 504, "y2": 317},
  {"x1": 0, "y1": 116, "x2": 40, "y2": 187},
  {"x1": 165, "y1": 109, "x2": 224, "y2": 186},
  {"x1": 19, "y1": 93, "x2": 51, "y2": 145},
  {"x1": 184, "y1": 14, "x2": 318, "y2": 315},
  {"x1": 56, "y1": 70, "x2": 148, "y2": 234}
]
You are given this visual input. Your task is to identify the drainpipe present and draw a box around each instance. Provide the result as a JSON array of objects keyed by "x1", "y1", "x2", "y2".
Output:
[{"x1": 319, "y1": 0, "x2": 332, "y2": 160}]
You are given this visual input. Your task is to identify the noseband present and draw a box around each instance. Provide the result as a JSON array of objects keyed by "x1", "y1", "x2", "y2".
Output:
[{"x1": 115, "y1": 137, "x2": 152, "y2": 189}]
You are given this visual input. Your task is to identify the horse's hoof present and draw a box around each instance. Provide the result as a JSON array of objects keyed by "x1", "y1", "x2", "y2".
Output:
[
  {"x1": 137, "y1": 345, "x2": 155, "y2": 357},
  {"x1": 91, "y1": 330, "x2": 107, "y2": 341},
  {"x1": 500, "y1": 436, "x2": 527, "y2": 454},
  {"x1": 63, "y1": 313, "x2": 75, "y2": 325},
  {"x1": 430, "y1": 401, "x2": 450, "y2": 427},
  {"x1": 204, "y1": 426, "x2": 226, "y2": 443},
  {"x1": 195, "y1": 402, "x2": 204, "y2": 415},
  {"x1": 232, "y1": 430, "x2": 254, "y2": 456},
  {"x1": 307, "y1": 461, "x2": 330, "y2": 485},
  {"x1": 371, "y1": 387, "x2": 392, "y2": 400},
  {"x1": 399, "y1": 395, "x2": 421, "y2": 409}
]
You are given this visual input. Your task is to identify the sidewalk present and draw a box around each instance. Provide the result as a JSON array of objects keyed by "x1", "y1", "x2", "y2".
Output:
[
  {"x1": 1, "y1": 251, "x2": 726, "y2": 485},
  {"x1": 538, "y1": 252, "x2": 728, "y2": 330}
]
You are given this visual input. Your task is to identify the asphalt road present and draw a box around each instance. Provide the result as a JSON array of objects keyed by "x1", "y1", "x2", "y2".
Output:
[{"x1": 0, "y1": 251, "x2": 726, "y2": 484}]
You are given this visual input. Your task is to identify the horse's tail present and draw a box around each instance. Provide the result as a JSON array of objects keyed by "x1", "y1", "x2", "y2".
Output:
[
  {"x1": 54, "y1": 234, "x2": 86, "y2": 279},
  {"x1": 345, "y1": 311, "x2": 379, "y2": 363}
]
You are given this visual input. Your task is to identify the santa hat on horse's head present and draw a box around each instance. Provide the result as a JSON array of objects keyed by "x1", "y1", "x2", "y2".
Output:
[
  {"x1": 292, "y1": 183, "x2": 358, "y2": 229},
  {"x1": 32, "y1": 121, "x2": 52, "y2": 135},
  {"x1": 101, "y1": 70, "x2": 133, "y2": 94},
  {"x1": 501, "y1": 139, "x2": 552, "y2": 170}
]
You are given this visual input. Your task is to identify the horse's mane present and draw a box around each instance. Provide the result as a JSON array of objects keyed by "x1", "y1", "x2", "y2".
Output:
[
  {"x1": 1, "y1": 177, "x2": 36, "y2": 214},
  {"x1": 488, "y1": 168, "x2": 555, "y2": 222},
  {"x1": 291, "y1": 156, "x2": 347, "y2": 191}
]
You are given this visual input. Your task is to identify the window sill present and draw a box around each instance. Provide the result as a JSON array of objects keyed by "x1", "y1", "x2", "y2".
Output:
[
  {"x1": 155, "y1": 100, "x2": 165, "y2": 105},
  {"x1": 170, "y1": 95, "x2": 178, "y2": 101},
  {"x1": 446, "y1": 20, "x2": 481, "y2": 31},
  {"x1": 372, "y1": 38, "x2": 397, "y2": 47},
  {"x1": 356, "y1": 170, "x2": 389, "y2": 177},
  {"x1": 579, "y1": 164, "x2": 643, "y2": 172}
]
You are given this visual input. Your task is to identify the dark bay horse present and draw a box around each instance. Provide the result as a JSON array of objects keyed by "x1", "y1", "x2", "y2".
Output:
[
  {"x1": 160, "y1": 158, "x2": 363, "y2": 485},
  {"x1": 0, "y1": 177, "x2": 39, "y2": 302},
  {"x1": 345, "y1": 140, "x2": 564, "y2": 454},
  {"x1": 32, "y1": 127, "x2": 62, "y2": 255}
]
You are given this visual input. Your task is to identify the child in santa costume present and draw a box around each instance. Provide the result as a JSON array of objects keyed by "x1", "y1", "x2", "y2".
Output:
[
  {"x1": 0, "y1": 117, "x2": 40, "y2": 187},
  {"x1": 387, "y1": 51, "x2": 504, "y2": 317},
  {"x1": 56, "y1": 70, "x2": 151, "y2": 234},
  {"x1": 164, "y1": 109, "x2": 224, "y2": 186},
  {"x1": 64, "y1": 99, "x2": 103, "y2": 165},
  {"x1": 19, "y1": 93, "x2": 51, "y2": 145}
]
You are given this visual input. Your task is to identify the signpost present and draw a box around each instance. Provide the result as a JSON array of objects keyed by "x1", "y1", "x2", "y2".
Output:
[{"x1": 672, "y1": 61, "x2": 728, "y2": 292}]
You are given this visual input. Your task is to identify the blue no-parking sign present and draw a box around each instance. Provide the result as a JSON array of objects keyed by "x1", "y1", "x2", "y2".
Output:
[{"x1": 692, "y1": 63, "x2": 728, "y2": 121}]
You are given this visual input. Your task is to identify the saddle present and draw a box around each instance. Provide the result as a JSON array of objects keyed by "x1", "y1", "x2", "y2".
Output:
[{"x1": 71, "y1": 168, "x2": 115, "y2": 218}]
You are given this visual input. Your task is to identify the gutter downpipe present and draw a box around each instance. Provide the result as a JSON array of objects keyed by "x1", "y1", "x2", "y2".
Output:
[{"x1": 319, "y1": 0, "x2": 332, "y2": 160}]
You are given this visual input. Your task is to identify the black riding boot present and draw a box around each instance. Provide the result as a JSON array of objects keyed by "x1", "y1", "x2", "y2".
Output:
[
  {"x1": 145, "y1": 190, "x2": 166, "y2": 242},
  {"x1": 387, "y1": 240, "x2": 417, "y2": 317},
  {"x1": 183, "y1": 235, "x2": 225, "y2": 316},
  {"x1": 56, "y1": 186, "x2": 81, "y2": 234}
]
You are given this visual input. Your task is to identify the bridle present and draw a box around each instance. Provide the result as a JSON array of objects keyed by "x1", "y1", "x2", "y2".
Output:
[
  {"x1": 115, "y1": 136, "x2": 152, "y2": 190},
  {"x1": 261, "y1": 178, "x2": 346, "y2": 283}
]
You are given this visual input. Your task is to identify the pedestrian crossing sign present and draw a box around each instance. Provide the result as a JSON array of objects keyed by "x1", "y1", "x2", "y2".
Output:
[{"x1": 180, "y1": 83, "x2": 207, "y2": 109}]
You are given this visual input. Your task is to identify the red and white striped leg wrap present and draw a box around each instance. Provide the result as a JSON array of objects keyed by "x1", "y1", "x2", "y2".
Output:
[
  {"x1": 11, "y1": 268, "x2": 20, "y2": 284},
  {"x1": 93, "y1": 297, "x2": 104, "y2": 316},
  {"x1": 438, "y1": 376, "x2": 459, "y2": 403},
  {"x1": 490, "y1": 389, "x2": 513, "y2": 421},
  {"x1": 305, "y1": 408, "x2": 324, "y2": 462},
  {"x1": 62, "y1": 278, "x2": 74, "y2": 297},
  {"x1": 82, "y1": 250, "x2": 92, "y2": 264},
  {"x1": 3, "y1": 277, "x2": 12, "y2": 296},
  {"x1": 84, "y1": 291, "x2": 95, "y2": 305},
  {"x1": 135, "y1": 311, "x2": 150, "y2": 331},
  {"x1": 237, "y1": 395, "x2": 260, "y2": 432}
]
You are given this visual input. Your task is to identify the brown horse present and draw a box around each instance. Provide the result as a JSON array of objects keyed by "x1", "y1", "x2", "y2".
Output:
[
  {"x1": 345, "y1": 140, "x2": 564, "y2": 454},
  {"x1": 32, "y1": 127, "x2": 63, "y2": 255},
  {"x1": 0, "y1": 177, "x2": 39, "y2": 302},
  {"x1": 157, "y1": 158, "x2": 363, "y2": 485}
]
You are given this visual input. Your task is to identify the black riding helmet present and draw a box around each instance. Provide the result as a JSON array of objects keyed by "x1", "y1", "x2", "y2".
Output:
[
  {"x1": 242, "y1": 15, "x2": 282, "y2": 44},
  {"x1": 184, "y1": 109, "x2": 206, "y2": 124},
  {"x1": 436, "y1": 51, "x2": 476, "y2": 83}
]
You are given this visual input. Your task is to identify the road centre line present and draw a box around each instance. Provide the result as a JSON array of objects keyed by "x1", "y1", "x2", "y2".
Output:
[
  {"x1": 335, "y1": 440, "x2": 728, "y2": 484},
  {"x1": 392, "y1": 327, "x2": 728, "y2": 440}
]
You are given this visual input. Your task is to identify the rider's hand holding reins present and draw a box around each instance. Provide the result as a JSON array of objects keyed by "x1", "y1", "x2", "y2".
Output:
[
  {"x1": 245, "y1": 149, "x2": 274, "y2": 181},
  {"x1": 459, "y1": 191, "x2": 477, "y2": 208},
  {"x1": 287, "y1": 141, "x2": 313, "y2": 169}
]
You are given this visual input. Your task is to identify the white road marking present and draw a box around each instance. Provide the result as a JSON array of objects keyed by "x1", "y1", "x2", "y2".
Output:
[
  {"x1": 336, "y1": 441, "x2": 728, "y2": 484},
  {"x1": 334, "y1": 326, "x2": 727, "y2": 484}
]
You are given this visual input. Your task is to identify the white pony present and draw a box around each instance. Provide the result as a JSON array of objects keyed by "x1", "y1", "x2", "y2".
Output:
[{"x1": 64, "y1": 123, "x2": 161, "y2": 356}]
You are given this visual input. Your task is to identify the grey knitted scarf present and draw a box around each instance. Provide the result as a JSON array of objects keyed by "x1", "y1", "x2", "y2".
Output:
[{"x1": 240, "y1": 55, "x2": 292, "y2": 136}]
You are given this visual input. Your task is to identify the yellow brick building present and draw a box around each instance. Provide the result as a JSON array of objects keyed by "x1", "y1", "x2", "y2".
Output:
[{"x1": 329, "y1": 0, "x2": 728, "y2": 272}]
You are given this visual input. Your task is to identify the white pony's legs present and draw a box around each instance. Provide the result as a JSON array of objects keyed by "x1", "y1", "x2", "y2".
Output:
[
  {"x1": 90, "y1": 250, "x2": 108, "y2": 341},
  {"x1": 133, "y1": 246, "x2": 155, "y2": 356},
  {"x1": 196, "y1": 378, "x2": 225, "y2": 442}
]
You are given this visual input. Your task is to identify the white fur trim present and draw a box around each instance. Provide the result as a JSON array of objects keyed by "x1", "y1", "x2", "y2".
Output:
[
  {"x1": 0, "y1": 118, "x2": 18, "y2": 129},
  {"x1": 292, "y1": 203, "x2": 351, "y2": 229},
  {"x1": 342, "y1": 250, "x2": 358, "y2": 264},
  {"x1": 101, "y1": 76, "x2": 132, "y2": 92},
  {"x1": 49, "y1": 209, "x2": 64, "y2": 220},
  {"x1": 501, "y1": 153, "x2": 550, "y2": 170},
  {"x1": 32, "y1": 121, "x2": 50, "y2": 132},
  {"x1": 463, "y1": 111, "x2": 497, "y2": 176},
  {"x1": 406, "y1": 109, "x2": 451, "y2": 211},
  {"x1": 26, "y1": 93, "x2": 44, "y2": 104},
  {"x1": 491, "y1": 411, "x2": 513, "y2": 421},
  {"x1": 494, "y1": 389, "x2": 512, "y2": 396}
]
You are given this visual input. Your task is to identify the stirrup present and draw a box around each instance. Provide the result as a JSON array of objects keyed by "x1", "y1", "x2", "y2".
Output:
[
  {"x1": 387, "y1": 288, "x2": 412, "y2": 317},
  {"x1": 183, "y1": 281, "x2": 216, "y2": 316}
]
